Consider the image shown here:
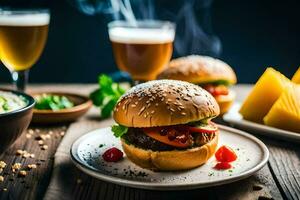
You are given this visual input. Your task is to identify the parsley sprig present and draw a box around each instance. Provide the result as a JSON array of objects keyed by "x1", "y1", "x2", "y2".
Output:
[
  {"x1": 90, "y1": 74, "x2": 126, "y2": 118},
  {"x1": 111, "y1": 124, "x2": 128, "y2": 138}
]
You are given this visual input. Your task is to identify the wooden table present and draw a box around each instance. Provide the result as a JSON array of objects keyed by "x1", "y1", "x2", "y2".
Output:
[{"x1": 0, "y1": 84, "x2": 299, "y2": 200}]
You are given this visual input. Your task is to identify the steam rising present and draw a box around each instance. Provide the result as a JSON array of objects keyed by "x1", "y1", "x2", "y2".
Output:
[
  {"x1": 174, "y1": 0, "x2": 221, "y2": 56},
  {"x1": 70, "y1": 0, "x2": 221, "y2": 57}
]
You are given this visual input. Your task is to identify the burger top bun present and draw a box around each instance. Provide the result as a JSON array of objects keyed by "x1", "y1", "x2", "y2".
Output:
[
  {"x1": 157, "y1": 55, "x2": 237, "y2": 85},
  {"x1": 113, "y1": 80, "x2": 220, "y2": 127}
]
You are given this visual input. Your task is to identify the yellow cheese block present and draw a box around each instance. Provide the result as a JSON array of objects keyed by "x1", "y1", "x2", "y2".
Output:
[
  {"x1": 292, "y1": 67, "x2": 300, "y2": 84},
  {"x1": 239, "y1": 68, "x2": 290, "y2": 123},
  {"x1": 263, "y1": 85, "x2": 300, "y2": 133}
]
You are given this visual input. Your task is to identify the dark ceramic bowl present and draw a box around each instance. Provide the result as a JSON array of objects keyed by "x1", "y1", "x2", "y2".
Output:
[{"x1": 0, "y1": 89, "x2": 35, "y2": 154}]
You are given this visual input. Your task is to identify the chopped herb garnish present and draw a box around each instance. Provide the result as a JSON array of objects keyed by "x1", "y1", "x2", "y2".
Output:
[
  {"x1": 99, "y1": 144, "x2": 105, "y2": 148},
  {"x1": 34, "y1": 94, "x2": 74, "y2": 110}
]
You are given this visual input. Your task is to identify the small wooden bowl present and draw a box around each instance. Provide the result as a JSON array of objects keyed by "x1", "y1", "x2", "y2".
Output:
[{"x1": 31, "y1": 92, "x2": 92, "y2": 124}]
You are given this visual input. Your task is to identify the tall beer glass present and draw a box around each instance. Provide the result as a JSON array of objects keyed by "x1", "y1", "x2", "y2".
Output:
[
  {"x1": 0, "y1": 9, "x2": 50, "y2": 91},
  {"x1": 108, "y1": 21, "x2": 175, "y2": 84}
]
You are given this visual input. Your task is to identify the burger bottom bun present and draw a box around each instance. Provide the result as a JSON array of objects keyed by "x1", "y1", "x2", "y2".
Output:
[
  {"x1": 121, "y1": 132, "x2": 219, "y2": 171},
  {"x1": 215, "y1": 90, "x2": 236, "y2": 115}
]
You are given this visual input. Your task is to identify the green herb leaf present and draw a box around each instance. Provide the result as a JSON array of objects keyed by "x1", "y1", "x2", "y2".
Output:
[
  {"x1": 89, "y1": 89, "x2": 103, "y2": 106},
  {"x1": 89, "y1": 74, "x2": 126, "y2": 118},
  {"x1": 111, "y1": 124, "x2": 128, "y2": 138},
  {"x1": 101, "y1": 98, "x2": 118, "y2": 119}
]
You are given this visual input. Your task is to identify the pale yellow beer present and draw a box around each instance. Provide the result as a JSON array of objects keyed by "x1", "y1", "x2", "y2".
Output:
[
  {"x1": 0, "y1": 13, "x2": 49, "y2": 71},
  {"x1": 108, "y1": 21, "x2": 175, "y2": 81}
]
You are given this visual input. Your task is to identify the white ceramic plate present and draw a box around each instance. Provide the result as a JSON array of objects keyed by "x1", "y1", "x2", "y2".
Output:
[
  {"x1": 223, "y1": 103, "x2": 300, "y2": 142},
  {"x1": 70, "y1": 125, "x2": 269, "y2": 190}
]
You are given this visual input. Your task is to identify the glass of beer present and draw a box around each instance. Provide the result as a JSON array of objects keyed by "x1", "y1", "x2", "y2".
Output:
[
  {"x1": 108, "y1": 20, "x2": 175, "y2": 83},
  {"x1": 0, "y1": 9, "x2": 50, "y2": 91}
]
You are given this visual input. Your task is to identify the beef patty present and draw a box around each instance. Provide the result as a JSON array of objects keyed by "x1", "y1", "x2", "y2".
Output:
[{"x1": 122, "y1": 128, "x2": 215, "y2": 151}]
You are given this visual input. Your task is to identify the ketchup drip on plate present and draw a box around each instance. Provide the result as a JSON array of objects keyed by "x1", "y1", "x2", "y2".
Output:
[
  {"x1": 102, "y1": 147, "x2": 123, "y2": 162},
  {"x1": 214, "y1": 145, "x2": 237, "y2": 170}
]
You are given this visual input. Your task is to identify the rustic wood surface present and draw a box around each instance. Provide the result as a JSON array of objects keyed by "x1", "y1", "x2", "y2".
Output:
[{"x1": 0, "y1": 84, "x2": 299, "y2": 200}]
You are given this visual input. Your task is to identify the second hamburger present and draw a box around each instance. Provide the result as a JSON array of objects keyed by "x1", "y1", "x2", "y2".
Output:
[
  {"x1": 112, "y1": 80, "x2": 220, "y2": 171},
  {"x1": 158, "y1": 55, "x2": 237, "y2": 114}
]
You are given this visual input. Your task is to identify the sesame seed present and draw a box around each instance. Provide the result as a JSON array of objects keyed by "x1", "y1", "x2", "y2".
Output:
[
  {"x1": 131, "y1": 104, "x2": 136, "y2": 107},
  {"x1": 138, "y1": 107, "x2": 146, "y2": 115},
  {"x1": 0, "y1": 176, "x2": 4, "y2": 182},
  {"x1": 181, "y1": 112, "x2": 187, "y2": 115}
]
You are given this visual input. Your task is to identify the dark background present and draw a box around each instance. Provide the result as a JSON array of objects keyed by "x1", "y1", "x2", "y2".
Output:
[{"x1": 0, "y1": 0, "x2": 299, "y2": 84}]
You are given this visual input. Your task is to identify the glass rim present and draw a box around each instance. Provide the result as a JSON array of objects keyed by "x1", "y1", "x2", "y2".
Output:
[
  {"x1": 0, "y1": 8, "x2": 50, "y2": 15},
  {"x1": 107, "y1": 20, "x2": 175, "y2": 29}
]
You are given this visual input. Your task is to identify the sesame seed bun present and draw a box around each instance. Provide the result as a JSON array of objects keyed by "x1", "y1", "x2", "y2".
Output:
[
  {"x1": 157, "y1": 55, "x2": 237, "y2": 85},
  {"x1": 121, "y1": 131, "x2": 218, "y2": 171},
  {"x1": 113, "y1": 80, "x2": 220, "y2": 127}
]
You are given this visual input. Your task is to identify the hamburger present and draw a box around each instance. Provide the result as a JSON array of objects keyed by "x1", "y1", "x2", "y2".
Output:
[
  {"x1": 112, "y1": 80, "x2": 220, "y2": 171},
  {"x1": 157, "y1": 55, "x2": 237, "y2": 114}
]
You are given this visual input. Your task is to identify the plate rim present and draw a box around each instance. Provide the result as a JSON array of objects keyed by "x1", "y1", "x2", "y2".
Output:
[
  {"x1": 223, "y1": 103, "x2": 300, "y2": 141},
  {"x1": 70, "y1": 125, "x2": 269, "y2": 190}
]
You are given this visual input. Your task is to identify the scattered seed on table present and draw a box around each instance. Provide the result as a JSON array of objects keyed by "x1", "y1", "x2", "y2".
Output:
[
  {"x1": 0, "y1": 176, "x2": 4, "y2": 182},
  {"x1": 38, "y1": 140, "x2": 44, "y2": 145},
  {"x1": 11, "y1": 163, "x2": 22, "y2": 173},
  {"x1": 42, "y1": 145, "x2": 48, "y2": 150},
  {"x1": 0, "y1": 161, "x2": 7, "y2": 169},
  {"x1": 60, "y1": 131, "x2": 65, "y2": 137},
  {"x1": 18, "y1": 170, "x2": 27, "y2": 177},
  {"x1": 26, "y1": 134, "x2": 32, "y2": 139},
  {"x1": 28, "y1": 164, "x2": 37, "y2": 169},
  {"x1": 76, "y1": 178, "x2": 82, "y2": 184}
]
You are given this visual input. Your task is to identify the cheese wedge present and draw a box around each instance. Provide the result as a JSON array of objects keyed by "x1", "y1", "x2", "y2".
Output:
[
  {"x1": 263, "y1": 84, "x2": 300, "y2": 133},
  {"x1": 239, "y1": 68, "x2": 290, "y2": 123},
  {"x1": 292, "y1": 67, "x2": 300, "y2": 84}
]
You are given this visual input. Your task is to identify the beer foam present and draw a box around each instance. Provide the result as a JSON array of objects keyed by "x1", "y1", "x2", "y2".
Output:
[
  {"x1": 0, "y1": 13, "x2": 50, "y2": 26},
  {"x1": 109, "y1": 27, "x2": 175, "y2": 44}
]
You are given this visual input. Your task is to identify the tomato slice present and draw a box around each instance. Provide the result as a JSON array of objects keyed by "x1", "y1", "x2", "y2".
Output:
[
  {"x1": 143, "y1": 127, "x2": 190, "y2": 148},
  {"x1": 215, "y1": 145, "x2": 237, "y2": 162},
  {"x1": 189, "y1": 123, "x2": 218, "y2": 134},
  {"x1": 203, "y1": 85, "x2": 229, "y2": 97},
  {"x1": 214, "y1": 162, "x2": 232, "y2": 170}
]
